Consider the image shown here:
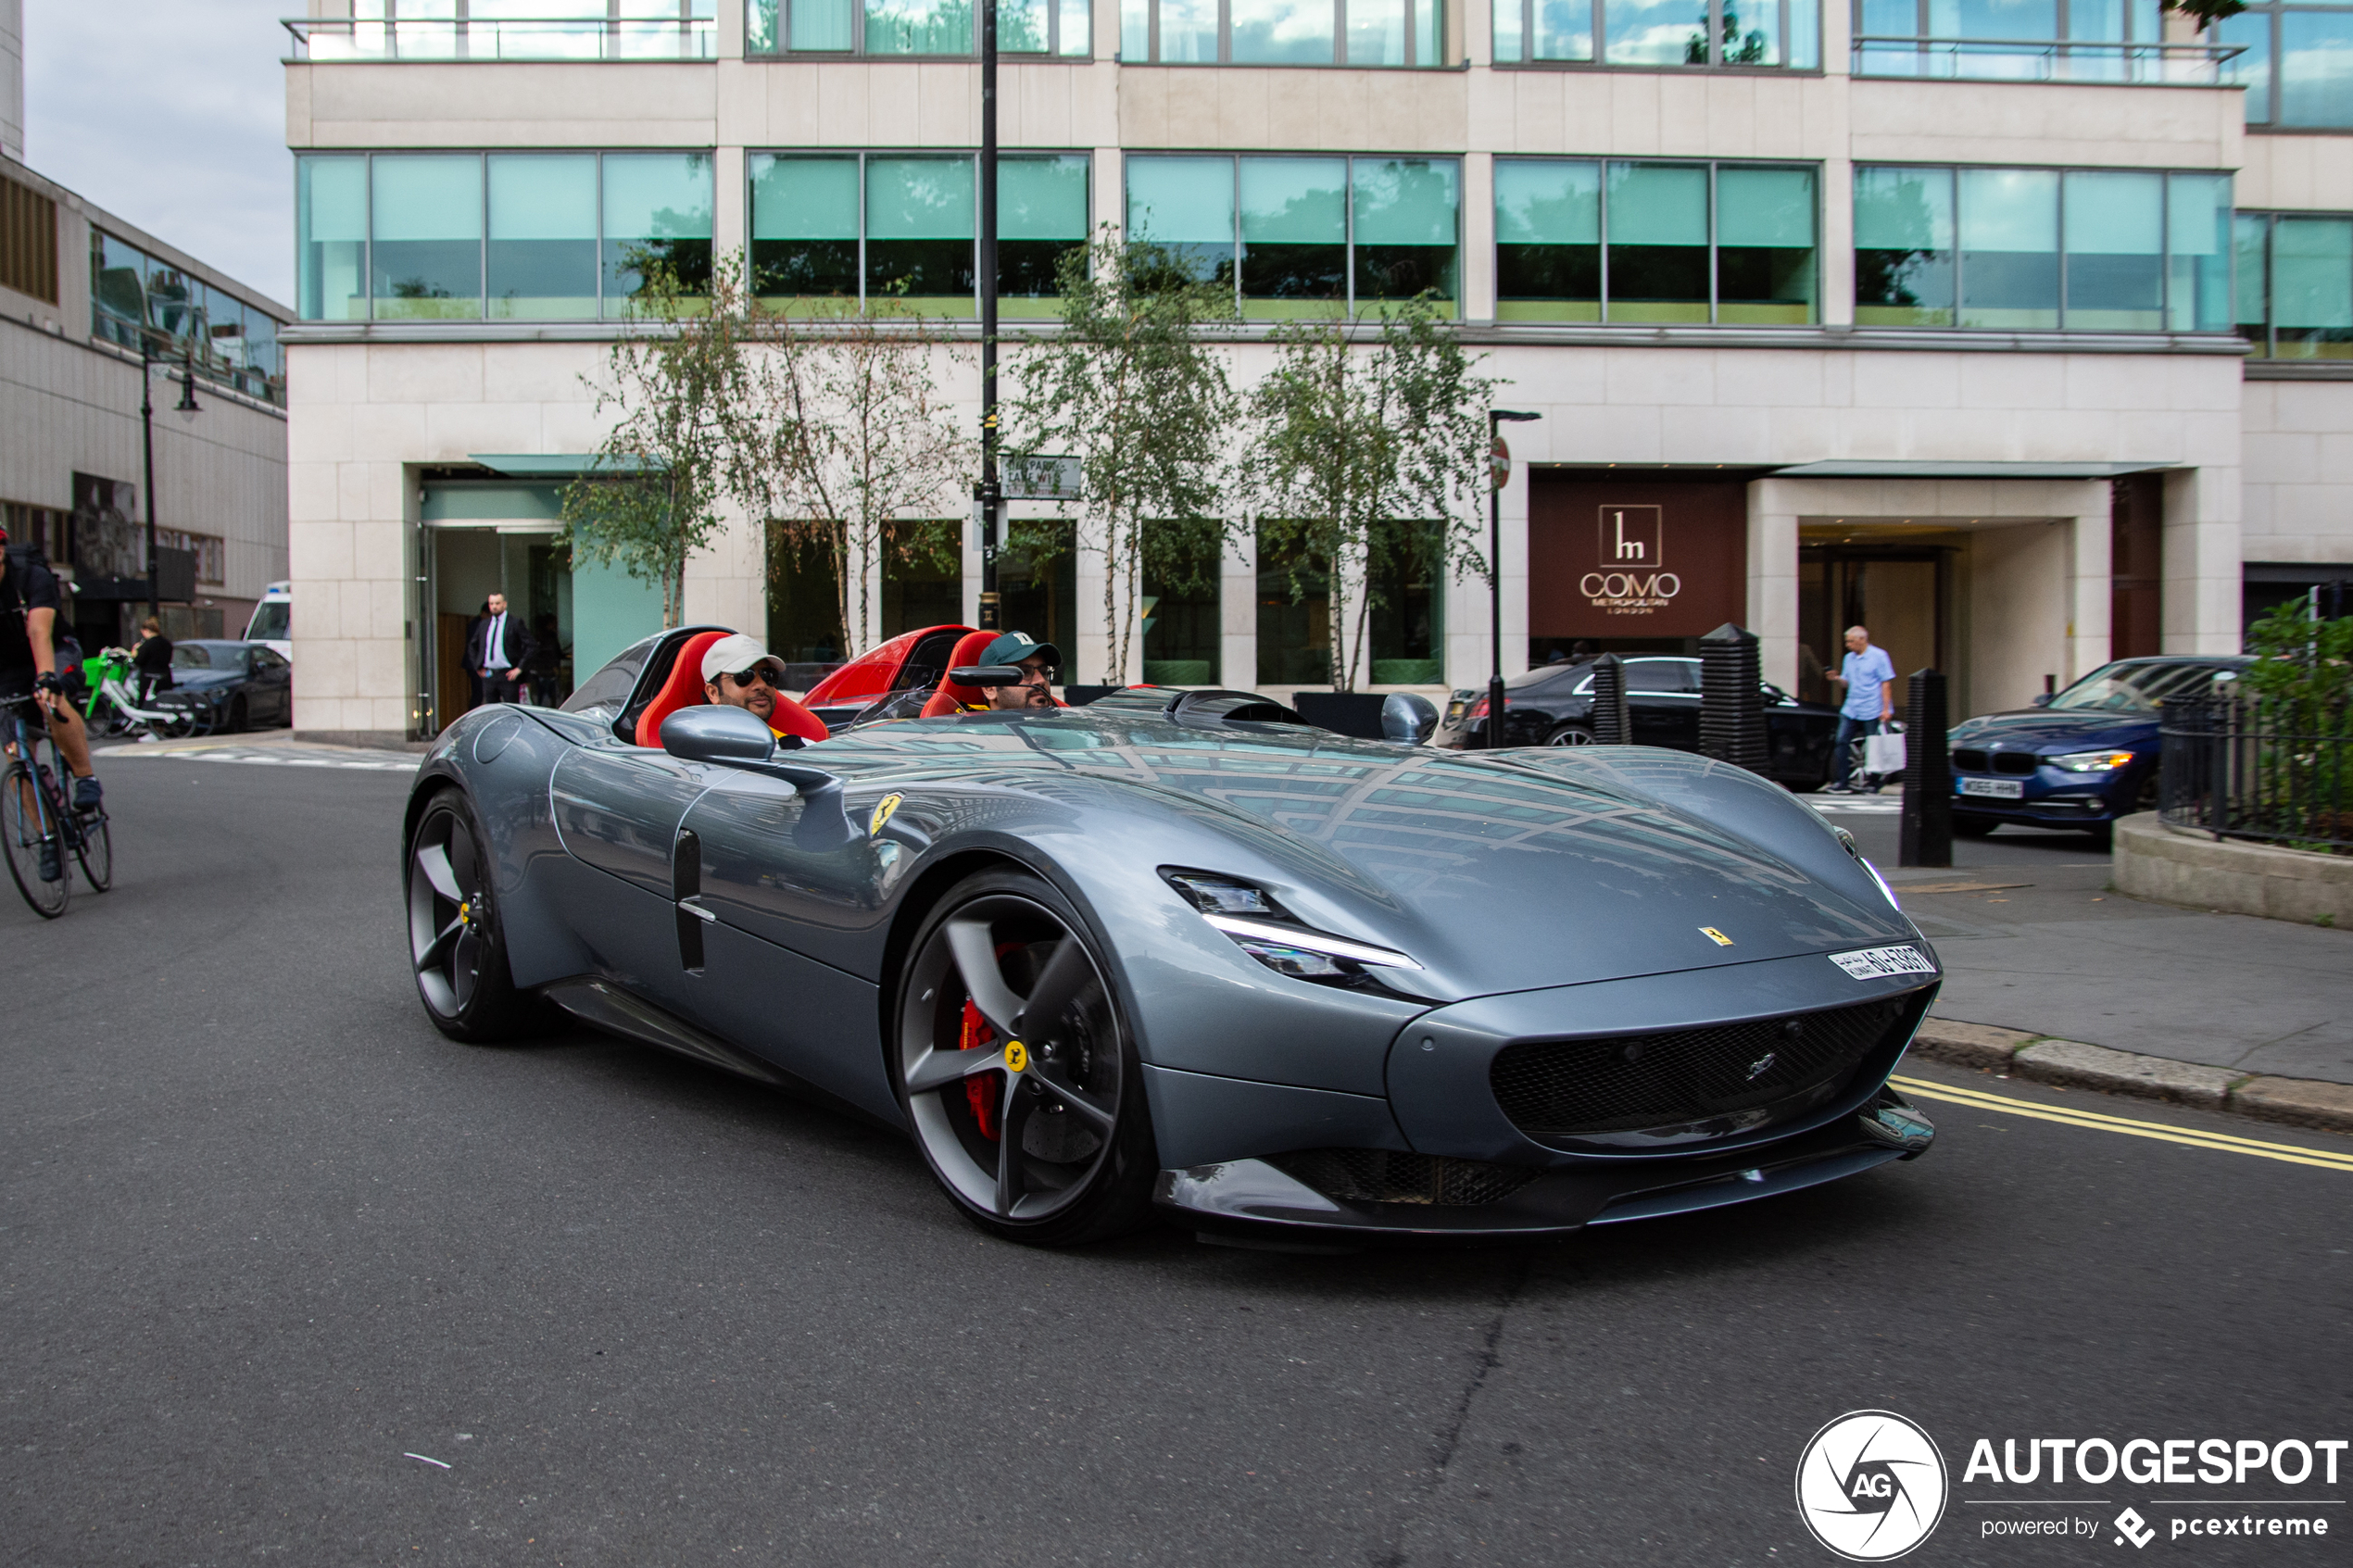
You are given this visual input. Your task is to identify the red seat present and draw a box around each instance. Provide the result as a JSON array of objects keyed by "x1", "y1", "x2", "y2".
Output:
[
  {"x1": 633, "y1": 630, "x2": 830, "y2": 748},
  {"x1": 918, "y1": 631, "x2": 1003, "y2": 718}
]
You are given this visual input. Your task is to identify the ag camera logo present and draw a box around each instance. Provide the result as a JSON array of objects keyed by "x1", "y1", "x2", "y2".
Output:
[{"x1": 1796, "y1": 1411, "x2": 1949, "y2": 1561}]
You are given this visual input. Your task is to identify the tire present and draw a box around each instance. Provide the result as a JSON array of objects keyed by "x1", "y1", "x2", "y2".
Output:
[
  {"x1": 2, "y1": 763, "x2": 68, "y2": 919},
  {"x1": 73, "y1": 811, "x2": 113, "y2": 891},
  {"x1": 1953, "y1": 814, "x2": 1997, "y2": 838},
  {"x1": 1543, "y1": 723, "x2": 1594, "y2": 747},
  {"x1": 891, "y1": 867, "x2": 1158, "y2": 1248},
  {"x1": 227, "y1": 696, "x2": 248, "y2": 734},
  {"x1": 406, "y1": 786, "x2": 536, "y2": 1042}
]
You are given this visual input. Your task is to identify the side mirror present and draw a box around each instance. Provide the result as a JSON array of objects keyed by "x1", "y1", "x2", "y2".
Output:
[
  {"x1": 1382, "y1": 691, "x2": 1440, "y2": 746},
  {"x1": 950, "y1": 664, "x2": 1026, "y2": 687},
  {"x1": 2030, "y1": 693, "x2": 2052, "y2": 708},
  {"x1": 660, "y1": 703, "x2": 775, "y2": 765}
]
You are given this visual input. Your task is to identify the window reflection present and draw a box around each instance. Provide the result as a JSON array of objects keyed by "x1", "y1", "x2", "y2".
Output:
[
  {"x1": 90, "y1": 229, "x2": 285, "y2": 403},
  {"x1": 1134, "y1": 0, "x2": 1442, "y2": 63},
  {"x1": 1500, "y1": 0, "x2": 1815, "y2": 65}
]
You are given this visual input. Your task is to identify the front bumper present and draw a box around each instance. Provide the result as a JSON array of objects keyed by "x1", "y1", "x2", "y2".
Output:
[
  {"x1": 1950, "y1": 766, "x2": 2139, "y2": 825},
  {"x1": 1155, "y1": 1094, "x2": 1933, "y2": 1240}
]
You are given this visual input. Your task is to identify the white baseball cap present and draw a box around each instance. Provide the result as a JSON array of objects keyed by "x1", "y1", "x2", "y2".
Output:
[{"x1": 701, "y1": 633, "x2": 784, "y2": 684}]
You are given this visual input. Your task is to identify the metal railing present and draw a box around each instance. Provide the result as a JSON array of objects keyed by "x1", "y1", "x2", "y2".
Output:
[
  {"x1": 1851, "y1": 35, "x2": 2244, "y2": 85},
  {"x1": 2160, "y1": 694, "x2": 2353, "y2": 855},
  {"x1": 284, "y1": 16, "x2": 717, "y2": 62}
]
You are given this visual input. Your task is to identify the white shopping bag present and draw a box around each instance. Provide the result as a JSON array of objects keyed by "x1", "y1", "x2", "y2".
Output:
[{"x1": 1864, "y1": 730, "x2": 1907, "y2": 777}]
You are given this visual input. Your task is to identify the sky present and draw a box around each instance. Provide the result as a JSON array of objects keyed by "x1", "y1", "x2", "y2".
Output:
[{"x1": 24, "y1": 0, "x2": 296, "y2": 306}]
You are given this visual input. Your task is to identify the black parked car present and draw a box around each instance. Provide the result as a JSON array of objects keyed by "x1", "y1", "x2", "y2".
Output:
[
  {"x1": 156, "y1": 640, "x2": 293, "y2": 733},
  {"x1": 1946, "y1": 656, "x2": 2248, "y2": 839},
  {"x1": 1432, "y1": 656, "x2": 1843, "y2": 788}
]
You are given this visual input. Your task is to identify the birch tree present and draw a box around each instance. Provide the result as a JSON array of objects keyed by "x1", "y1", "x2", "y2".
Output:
[
  {"x1": 1006, "y1": 228, "x2": 1236, "y2": 685},
  {"x1": 1241, "y1": 296, "x2": 1494, "y2": 692}
]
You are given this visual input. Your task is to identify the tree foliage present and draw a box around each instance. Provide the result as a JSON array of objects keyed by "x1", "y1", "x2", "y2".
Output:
[
  {"x1": 736, "y1": 303, "x2": 972, "y2": 656},
  {"x1": 1006, "y1": 228, "x2": 1238, "y2": 685},
  {"x1": 560, "y1": 251, "x2": 754, "y2": 629},
  {"x1": 1239, "y1": 295, "x2": 1495, "y2": 692},
  {"x1": 2164, "y1": 0, "x2": 2246, "y2": 30}
]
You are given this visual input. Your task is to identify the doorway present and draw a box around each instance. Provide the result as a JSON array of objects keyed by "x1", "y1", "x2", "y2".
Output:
[
  {"x1": 426, "y1": 524, "x2": 574, "y2": 729},
  {"x1": 1797, "y1": 548, "x2": 1948, "y2": 708}
]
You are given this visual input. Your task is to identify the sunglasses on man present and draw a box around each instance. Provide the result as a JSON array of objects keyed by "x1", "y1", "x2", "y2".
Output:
[
  {"x1": 724, "y1": 666, "x2": 778, "y2": 689},
  {"x1": 1016, "y1": 665, "x2": 1057, "y2": 685}
]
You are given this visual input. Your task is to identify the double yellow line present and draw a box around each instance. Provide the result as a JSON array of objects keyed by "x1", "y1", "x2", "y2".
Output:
[{"x1": 1889, "y1": 1074, "x2": 2353, "y2": 1173}]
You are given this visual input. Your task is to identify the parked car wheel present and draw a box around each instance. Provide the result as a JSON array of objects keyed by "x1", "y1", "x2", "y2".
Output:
[
  {"x1": 892, "y1": 868, "x2": 1157, "y2": 1248},
  {"x1": 1953, "y1": 814, "x2": 1997, "y2": 837},
  {"x1": 226, "y1": 696, "x2": 248, "y2": 734},
  {"x1": 407, "y1": 787, "x2": 538, "y2": 1043},
  {"x1": 1544, "y1": 723, "x2": 1595, "y2": 747}
]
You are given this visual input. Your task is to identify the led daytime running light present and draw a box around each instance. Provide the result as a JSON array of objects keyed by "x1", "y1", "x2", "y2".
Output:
[{"x1": 1202, "y1": 914, "x2": 1423, "y2": 971}]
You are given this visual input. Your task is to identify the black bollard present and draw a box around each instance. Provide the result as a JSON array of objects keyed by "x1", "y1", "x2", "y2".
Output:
[
  {"x1": 1698, "y1": 622, "x2": 1768, "y2": 773},
  {"x1": 1899, "y1": 668, "x2": 1952, "y2": 868},
  {"x1": 1590, "y1": 652, "x2": 1630, "y2": 744}
]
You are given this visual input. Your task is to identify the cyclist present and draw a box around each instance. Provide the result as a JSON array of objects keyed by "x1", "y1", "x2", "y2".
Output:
[{"x1": 1, "y1": 527, "x2": 102, "y2": 881}]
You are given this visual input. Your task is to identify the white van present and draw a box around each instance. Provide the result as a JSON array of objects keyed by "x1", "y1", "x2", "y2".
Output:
[{"x1": 245, "y1": 582, "x2": 291, "y2": 661}]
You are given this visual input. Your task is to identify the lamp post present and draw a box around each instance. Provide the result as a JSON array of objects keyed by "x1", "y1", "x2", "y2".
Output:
[
  {"x1": 137, "y1": 331, "x2": 203, "y2": 621},
  {"x1": 974, "y1": 0, "x2": 1001, "y2": 632},
  {"x1": 1485, "y1": 408, "x2": 1541, "y2": 748}
]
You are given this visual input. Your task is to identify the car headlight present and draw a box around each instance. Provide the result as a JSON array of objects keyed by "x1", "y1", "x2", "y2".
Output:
[
  {"x1": 2049, "y1": 749, "x2": 2135, "y2": 772},
  {"x1": 1161, "y1": 869, "x2": 1422, "y2": 979}
]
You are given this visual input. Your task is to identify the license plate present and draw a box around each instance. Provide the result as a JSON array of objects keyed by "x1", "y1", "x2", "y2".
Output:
[
  {"x1": 1958, "y1": 777, "x2": 2024, "y2": 799},
  {"x1": 1830, "y1": 945, "x2": 1936, "y2": 980}
]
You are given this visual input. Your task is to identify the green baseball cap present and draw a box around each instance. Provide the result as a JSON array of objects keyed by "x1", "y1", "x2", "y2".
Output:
[{"x1": 977, "y1": 631, "x2": 1061, "y2": 671}]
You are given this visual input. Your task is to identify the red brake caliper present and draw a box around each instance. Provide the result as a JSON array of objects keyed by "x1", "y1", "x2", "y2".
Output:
[{"x1": 956, "y1": 940, "x2": 1024, "y2": 1141}]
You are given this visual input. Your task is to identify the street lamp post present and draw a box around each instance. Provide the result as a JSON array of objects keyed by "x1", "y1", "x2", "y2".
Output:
[
  {"x1": 137, "y1": 332, "x2": 202, "y2": 621},
  {"x1": 1486, "y1": 409, "x2": 1541, "y2": 748},
  {"x1": 975, "y1": 0, "x2": 1001, "y2": 632}
]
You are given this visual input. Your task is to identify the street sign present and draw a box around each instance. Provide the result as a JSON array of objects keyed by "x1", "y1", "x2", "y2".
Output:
[
  {"x1": 1004, "y1": 455, "x2": 1083, "y2": 500},
  {"x1": 1490, "y1": 435, "x2": 1511, "y2": 492}
]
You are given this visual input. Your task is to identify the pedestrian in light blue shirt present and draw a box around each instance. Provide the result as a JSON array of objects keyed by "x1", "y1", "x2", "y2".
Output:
[{"x1": 1826, "y1": 625, "x2": 1897, "y2": 792}]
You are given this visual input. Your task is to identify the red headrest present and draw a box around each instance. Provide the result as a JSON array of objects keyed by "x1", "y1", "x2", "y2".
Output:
[
  {"x1": 635, "y1": 632, "x2": 729, "y2": 747},
  {"x1": 918, "y1": 630, "x2": 1004, "y2": 719},
  {"x1": 768, "y1": 693, "x2": 829, "y2": 744}
]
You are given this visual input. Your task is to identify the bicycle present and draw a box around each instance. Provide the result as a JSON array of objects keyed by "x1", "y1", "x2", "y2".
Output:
[
  {"x1": 81, "y1": 649, "x2": 197, "y2": 741},
  {"x1": 2, "y1": 693, "x2": 113, "y2": 919}
]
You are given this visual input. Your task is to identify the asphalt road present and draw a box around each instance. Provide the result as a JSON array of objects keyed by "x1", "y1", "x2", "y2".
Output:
[{"x1": 4, "y1": 756, "x2": 2348, "y2": 1567}]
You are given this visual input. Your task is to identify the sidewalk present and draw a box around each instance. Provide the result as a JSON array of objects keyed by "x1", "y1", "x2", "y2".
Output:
[
  {"x1": 1815, "y1": 798, "x2": 2353, "y2": 1089},
  {"x1": 94, "y1": 734, "x2": 422, "y2": 773}
]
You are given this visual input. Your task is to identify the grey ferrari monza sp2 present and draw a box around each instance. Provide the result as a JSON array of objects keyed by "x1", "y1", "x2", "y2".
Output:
[{"x1": 403, "y1": 626, "x2": 1940, "y2": 1248}]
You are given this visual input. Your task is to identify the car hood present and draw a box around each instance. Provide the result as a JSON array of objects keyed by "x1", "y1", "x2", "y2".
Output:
[
  {"x1": 1949, "y1": 708, "x2": 2157, "y2": 751},
  {"x1": 804, "y1": 710, "x2": 1916, "y2": 999}
]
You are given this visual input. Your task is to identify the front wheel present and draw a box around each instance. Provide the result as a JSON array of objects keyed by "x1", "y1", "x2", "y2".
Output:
[
  {"x1": 892, "y1": 868, "x2": 1158, "y2": 1248},
  {"x1": 406, "y1": 786, "x2": 536, "y2": 1042},
  {"x1": 2, "y1": 764, "x2": 68, "y2": 919}
]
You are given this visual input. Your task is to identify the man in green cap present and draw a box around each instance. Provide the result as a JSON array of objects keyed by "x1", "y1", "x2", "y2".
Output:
[{"x1": 975, "y1": 631, "x2": 1060, "y2": 711}]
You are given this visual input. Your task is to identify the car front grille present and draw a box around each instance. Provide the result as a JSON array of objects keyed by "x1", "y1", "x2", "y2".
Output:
[
  {"x1": 1488, "y1": 997, "x2": 1918, "y2": 1145},
  {"x1": 1951, "y1": 747, "x2": 1989, "y2": 771},
  {"x1": 1993, "y1": 752, "x2": 2038, "y2": 775},
  {"x1": 1267, "y1": 1148, "x2": 1541, "y2": 1207}
]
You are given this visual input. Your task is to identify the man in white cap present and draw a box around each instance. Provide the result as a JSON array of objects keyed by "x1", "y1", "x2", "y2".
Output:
[{"x1": 699, "y1": 632, "x2": 791, "y2": 732}]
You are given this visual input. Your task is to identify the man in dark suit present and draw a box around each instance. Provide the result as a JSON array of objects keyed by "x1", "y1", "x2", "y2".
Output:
[{"x1": 470, "y1": 592, "x2": 535, "y2": 705}]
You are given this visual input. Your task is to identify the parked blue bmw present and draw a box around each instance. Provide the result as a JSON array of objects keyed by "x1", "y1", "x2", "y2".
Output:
[{"x1": 1947, "y1": 656, "x2": 2248, "y2": 840}]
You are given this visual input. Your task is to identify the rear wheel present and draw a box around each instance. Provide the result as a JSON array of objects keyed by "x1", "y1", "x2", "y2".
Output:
[
  {"x1": 2, "y1": 763, "x2": 68, "y2": 919},
  {"x1": 73, "y1": 810, "x2": 113, "y2": 891},
  {"x1": 1543, "y1": 723, "x2": 1594, "y2": 747},
  {"x1": 892, "y1": 868, "x2": 1157, "y2": 1247},
  {"x1": 406, "y1": 786, "x2": 535, "y2": 1042}
]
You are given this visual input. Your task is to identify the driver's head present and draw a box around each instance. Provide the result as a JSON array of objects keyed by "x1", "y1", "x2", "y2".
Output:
[
  {"x1": 976, "y1": 632, "x2": 1060, "y2": 711},
  {"x1": 700, "y1": 633, "x2": 786, "y2": 723}
]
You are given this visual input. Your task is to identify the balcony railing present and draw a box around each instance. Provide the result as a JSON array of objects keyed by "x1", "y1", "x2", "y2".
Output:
[
  {"x1": 284, "y1": 16, "x2": 717, "y2": 62},
  {"x1": 1851, "y1": 36, "x2": 2244, "y2": 84}
]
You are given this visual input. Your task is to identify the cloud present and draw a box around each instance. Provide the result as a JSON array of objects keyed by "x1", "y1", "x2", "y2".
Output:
[{"x1": 23, "y1": 0, "x2": 293, "y2": 307}]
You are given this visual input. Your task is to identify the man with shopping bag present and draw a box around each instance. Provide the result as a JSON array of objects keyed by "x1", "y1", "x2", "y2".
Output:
[{"x1": 1825, "y1": 624, "x2": 1897, "y2": 794}]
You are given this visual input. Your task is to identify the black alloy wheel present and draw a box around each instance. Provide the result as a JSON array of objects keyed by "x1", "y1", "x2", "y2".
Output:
[
  {"x1": 893, "y1": 868, "x2": 1156, "y2": 1247},
  {"x1": 406, "y1": 787, "x2": 535, "y2": 1042},
  {"x1": 1544, "y1": 723, "x2": 1594, "y2": 747}
]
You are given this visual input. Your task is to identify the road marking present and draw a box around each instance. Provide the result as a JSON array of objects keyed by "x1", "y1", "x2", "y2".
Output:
[
  {"x1": 1805, "y1": 797, "x2": 1902, "y2": 814},
  {"x1": 107, "y1": 746, "x2": 416, "y2": 773},
  {"x1": 1890, "y1": 1074, "x2": 2353, "y2": 1173}
]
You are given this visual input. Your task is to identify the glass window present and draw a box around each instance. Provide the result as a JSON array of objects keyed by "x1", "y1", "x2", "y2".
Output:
[
  {"x1": 1000, "y1": 155, "x2": 1089, "y2": 313},
  {"x1": 751, "y1": 154, "x2": 862, "y2": 303},
  {"x1": 92, "y1": 231, "x2": 149, "y2": 345},
  {"x1": 1351, "y1": 158, "x2": 1459, "y2": 308},
  {"x1": 790, "y1": 0, "x2": 854, "y2": 48},
  {"x1": 1503, "y1": 0, "x2": 1813, "y2": 66},
  {"x1": 1605, "y1": 0, "x2": 1705, "y2": 64},
  {"x1": 1239, "y1": 157, "x2": 1348, "y2": 317},
  {"x1": 1140, "y1": 0, "x2": 1441, "y2": 63},
  {"x1": 1853, "y1": 164, "x2": 1954, "y2": 325},
  {"x1": 1957, "y1": 167, "x2": 2057, "y2": 330},
  {"x1": 1605, "y1": 162, "x2": 1710, "y2": 323},
  {"x1": 602, "y1": 152, "x2": 713, "y2": 317},
  {"x1": 243, "y1": 308, "x2": 283, "y2": 399},
  {"x1": 2062, "y1": 169, "x2": 2162, "y2": 331},
  {"x1": 1715, "y1": 165, "x2": 1815, "y2": 322},
  {"x1": 2273, "y1": 216, "x2": 2353, "y2": 360},
  {"x1": 863, "y1": 0, "x2": 973, "y2": 53},
  {"x1": 866, "y1": 156, "x2": 975, "y2": 314},
  {"x1": 1126, "y1": 156, "x2": 1237, "y2": 283},
  {"x1": 2165, "y1": 172, "x2": 2232, "y2": 334},
  {"x1": 2280, "y1": 10, "x2": 2353, "y2": 128},
  {"x1": 488, "y1": 154, "x2": 598, "y2": 320},
  {"x1": 371, "y1": 154, "x2": 482, "y2": 320},
  {"x1": 2215, "y1": 10, "x2": 2271, "y2": 122},
  {"x1": 297, "y1": 157, "x2": 369, "y2": 325},
  {"x1": 1495, "y1": 159, "x2": 1600, "y2": 321},
  {"x1": 2234, "y1": 211, "x2": 2270, "y2": 355}
]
